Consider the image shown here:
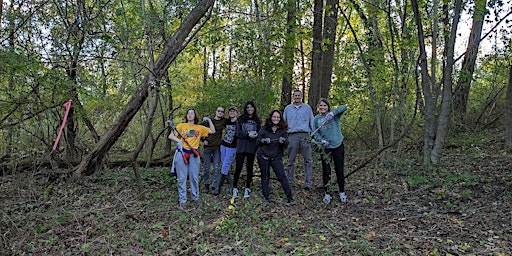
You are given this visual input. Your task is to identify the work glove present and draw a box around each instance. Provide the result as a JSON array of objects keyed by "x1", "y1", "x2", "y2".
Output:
[
  {"x1": 248, "y1": 131, "x2": 258, "y2": 138},
  {"x1": 203, "y1": 116, "x2": 211, "y2": 122},
  {"x1": 279, "y1": 137, "x2": 286, "y2": 144},
  {"x1": 325, "y1": 112, "x2": 334, "y2": 121},
  {"x1": 261, "y1": 138, "x2": 271, "y2": 144},
  {"x1": 320, "y1": 140, "x2": 330, "y2": 147},
  {"x1": 176, "y1": 140, "x2": 183, "y2": 150}
]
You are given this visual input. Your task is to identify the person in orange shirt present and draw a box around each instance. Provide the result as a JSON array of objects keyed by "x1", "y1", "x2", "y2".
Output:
[{"x1": 169, "y1": 109, "x2": 215, "y2": 208}]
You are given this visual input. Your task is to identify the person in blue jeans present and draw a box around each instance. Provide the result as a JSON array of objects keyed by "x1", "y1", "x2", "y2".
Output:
[
  {"x1": 201, "y1": 106, "x2": 226, "y2": 193},
  {"x1": 256, "y1": 109, "x2": 295, "y2": 205},
  {"x1": 212, "y1": 106, "x2": 238, "y2": 196},
  {"x1": 312, "y1": 98, "x2": 348, "y2": 204}
]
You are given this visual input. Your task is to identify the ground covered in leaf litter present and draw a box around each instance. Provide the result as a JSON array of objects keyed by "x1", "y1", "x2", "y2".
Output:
[{"x1": 1, "y1": 137, "x2": 511, "y2": 255}]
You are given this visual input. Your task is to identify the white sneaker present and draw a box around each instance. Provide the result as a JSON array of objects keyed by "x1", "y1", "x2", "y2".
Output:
[
  {"x1": 323, "y1": 194, "x2": 332, "y2": 204},
  {"x1": 340, "y1": 192, "x2": 347, "y2": 203},
  {"x1": 232, "y1": 188, "x2": 238, "y2": 198},
  {"x1": 244, "y1": 188, "x2": 251, "y2": 198}
]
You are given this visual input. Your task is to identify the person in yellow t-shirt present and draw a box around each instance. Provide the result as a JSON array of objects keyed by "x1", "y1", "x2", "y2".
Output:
[{"x1": 169, "y1": 108, "x2": 215, "y2": 208}]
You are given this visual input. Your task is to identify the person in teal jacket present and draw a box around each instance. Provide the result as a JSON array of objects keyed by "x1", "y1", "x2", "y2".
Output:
[{"x1": 312, "y1": 98, "x2": 348, "y2": 204}]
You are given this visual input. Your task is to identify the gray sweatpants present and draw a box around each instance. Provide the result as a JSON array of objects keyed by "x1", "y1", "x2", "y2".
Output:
[{"x1": 174, "y1": 150, "x2": 201, "y2": 204}]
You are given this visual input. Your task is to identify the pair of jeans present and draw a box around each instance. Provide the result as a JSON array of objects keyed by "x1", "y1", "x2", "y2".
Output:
[
  {"x1": 220, "y1": 145, "x2": 236, "y2": 175},
  {"x1": 257, "y1": 155, "x2": 293, "y2": 200},
  {"x1": 202, "y1": 148, "x2": 221, "y2": 187}
]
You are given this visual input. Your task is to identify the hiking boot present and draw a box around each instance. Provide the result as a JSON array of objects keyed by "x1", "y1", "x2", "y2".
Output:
[
  {"x1": 232, "y1": 188, "x2": 238, "y2": 198},
  {"x1": 323, "y1": 194, "x2": 332, "y2": 204},
  {"x1": 205, "y1": 184, "x2": 210, "y2": 192},
  {"x1": 243, "y1": 188, "x2": 251, "y2": 198},
  {"x1": 262, "y1": 197, "x2": 270, "y2": 206},
  {"x1": 340, "y1": 192, "x2": 347, "y2": 203},
  {"x1": 287, "y1": 198, "x2": 296, "y2": 206}
]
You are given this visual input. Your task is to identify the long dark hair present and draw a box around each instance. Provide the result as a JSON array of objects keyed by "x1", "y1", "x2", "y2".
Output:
[
  {"x1": 184, "y1": 108, "x2": 199, "y2": 124},
  {"x1": 239, "y1": 101, "x2": 261, "y2": 124},
  {"x1": 264, "y1": 109, "x2": 287, "y2": 130}
]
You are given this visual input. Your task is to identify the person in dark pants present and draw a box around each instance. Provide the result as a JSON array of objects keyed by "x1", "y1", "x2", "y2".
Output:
[
  {"x1": 232, "y1": 101, "x2": 261, "y2": 199},
  {"x1": 312, "y1": 98, "x2": 348, "y2": 204},
  {"x1": 201, "y1": 106, "x2": 226, "y2": 193},
  {"x1": 256, "y1": 109, "x2": 295, "y2": 205}
]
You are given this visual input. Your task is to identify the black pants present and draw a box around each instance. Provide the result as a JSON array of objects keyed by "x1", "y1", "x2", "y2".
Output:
[
  {"x1": 233, "y1": 152, "x2": 256, "y2": 189},
  {"x1": 257, "y1": 155, "x2": 293, "y2": 200},
  {"x1": 320, "y1": 143, "x2": 345, "y2": 193}
]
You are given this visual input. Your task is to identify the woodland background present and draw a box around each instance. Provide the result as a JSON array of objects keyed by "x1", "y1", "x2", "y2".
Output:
[{"x1": 1, "y1": 0, "x2": 512, "y2": 255}]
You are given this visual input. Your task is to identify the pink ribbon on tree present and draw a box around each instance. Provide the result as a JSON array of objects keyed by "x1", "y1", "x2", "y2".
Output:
[{"x1": 52, "y1": 99, "x2": 72, "y2": 152}]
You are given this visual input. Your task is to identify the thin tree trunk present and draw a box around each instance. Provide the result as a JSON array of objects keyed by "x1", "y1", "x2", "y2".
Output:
[
  {"x1": 75, "y1": 0, "x2": 215, "y2": 176},
  {"x1": 453, "y1": 0, "x2": 487, "y2": 121},
  {"x1": 280, "y1": 0, "x2": 297, "y2": 109},
  {"x1": 411, "y1": 0, "x2": 435, "y2": 166},
  {"x1": 430, "y1": 0, "x2": 462, "y2": 164},
  {"x1": 505, "y1": 64, "x2": 512, "y2": 149}
]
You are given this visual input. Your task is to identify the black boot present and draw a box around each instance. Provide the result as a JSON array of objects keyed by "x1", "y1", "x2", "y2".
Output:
[{"x1": 212, "y1": 174, "x2": 227, "y2": 196}]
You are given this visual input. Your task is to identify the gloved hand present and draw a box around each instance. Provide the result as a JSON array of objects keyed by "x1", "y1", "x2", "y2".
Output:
[
  {"x1": 203, "y1": 116, "x2": 211, "y2": 122},
  {"x1": 279, "y1": 137, "x2": 286, "y2": 144},
  {"x1": 325, "y1": 112, "x2": 334, "y2": 121},
  {"x1": 176, "y1": 140, "x2": 183, "y2": 150},
  {"x1": 321, "y1": 140, "x2": 330, "y2": 147},
  {"x1": 261, "y1": 138, "x2": 271, "y2": 144},
  {"x1": 248, "y1": 131, "x2": 258, "y2": 138}
]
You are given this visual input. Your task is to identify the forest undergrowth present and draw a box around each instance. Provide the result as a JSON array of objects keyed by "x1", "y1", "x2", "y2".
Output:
[{"x1": 1, "y1": 131, "x2": 511, "y2": 255}]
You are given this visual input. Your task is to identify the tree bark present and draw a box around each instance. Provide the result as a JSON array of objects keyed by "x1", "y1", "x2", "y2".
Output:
[
  {"x1": 319, "y1": 0, "x2": 338, "y2": 99},
  {"x1": 308, "y1": 0, "x2": 324, "y2": 108},
  {"x1": 280, "y1": 0, "x2": 297, "y2": 109},
  {"x1": 452, "y1": 0, "x2": 487, "y2": 122},
  {"x1": 431, "y1": 0, "x2": 462, "y2": 164},
  {"x1": 506, "y1": 64, "x2": 512, "y2": 149},
  {"x1": 75, "y1": 0, "x2": 215, "y2": 176}
]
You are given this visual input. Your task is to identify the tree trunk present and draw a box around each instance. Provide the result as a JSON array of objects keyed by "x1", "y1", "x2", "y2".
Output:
[
  {"x1": 280, "y1": 0, "x2": 297, "y2": 109},
  {"x1": 308, "y1": 0, "x2": 323, "y2": 108},
  {"x1": 506, "y1": 64, "x2": 512, "y2": 149},
  {"x1": 75, "y1": 0, "x2": 215, "y2": 176},
  {"x1": 412, "y1": 0, "x2": 463, "y2": 166},
  {"x1": 452, "y1": 0, "x2": 487, "y2": 122},
  {"x1": 319, "y1": 0, "x2": 338, "y2": 99},
  {"x1": 430, "y1": 0, "x2": 462, "y2": 164},
  {"x1": 411, "y1": 0, "x2": 436, "y2": 166}
]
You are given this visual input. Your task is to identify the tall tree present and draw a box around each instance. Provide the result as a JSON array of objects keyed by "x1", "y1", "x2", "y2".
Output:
[
  {"x1": 75, "y1": 0, "x2": 215, "y2": 176},
  {"x1": 453, "y1": 0, "x2": 487, "y2": 122},
  {"x1": 506, "y1": 64, "x2": 512, "y2": 149},
  {"x1": 412, "y1": 0, "x2": 463, "y2": 166},
  {"x1": 308, "y1": 0, "x2": 339, "y2": 108},
  {"x1": 280, "y1": 0, "x2": 297, "y2": 109}
]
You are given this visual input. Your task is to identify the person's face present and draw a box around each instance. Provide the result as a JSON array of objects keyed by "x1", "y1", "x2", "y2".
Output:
[
  {"x1": 271, "y1": 112, "x2": 281, "y2": 125},
  {"x1": 246, "y1": 105, "x2": 255, "y2": 115},
  {"x1": 186, "y1": 109, "x2": 196, "y2": 122},
  {"x1": 215, "y1": 108, "x2": 225, "y2": 118},
  {"x1": 318, "y1": 101, "x2": 329, "y2": 114},
  {"x1": 229, "y1": 109, "x2": 238, "y2": 118},
  {"x1": 292, "y1": 91, "x2": 303, "y2": 104}
]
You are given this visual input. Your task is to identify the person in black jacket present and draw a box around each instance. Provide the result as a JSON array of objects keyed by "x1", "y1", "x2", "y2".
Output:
[
  {"x1": 256, "y1": 109, "x2": 296, "y2": 205},
  {"x1": 232, "y1": 101, "x2": 261, "y2": 199}
]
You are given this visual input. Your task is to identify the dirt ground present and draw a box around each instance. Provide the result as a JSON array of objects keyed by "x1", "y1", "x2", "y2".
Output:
[{"x1": 1, "y1": 140, "x2": 511, "y2": 255}]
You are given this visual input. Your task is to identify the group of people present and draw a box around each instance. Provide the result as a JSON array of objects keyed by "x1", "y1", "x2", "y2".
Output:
[{"x1": 168, "y1": 89, "x2": 348, "y2": 208}]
